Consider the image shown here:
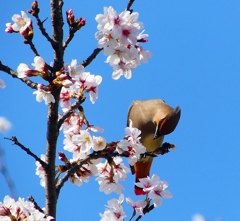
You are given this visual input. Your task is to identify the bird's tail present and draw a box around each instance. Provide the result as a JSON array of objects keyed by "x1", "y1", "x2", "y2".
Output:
[{"x1": 134, "y1": 160, "x2": 153, "y2": 195}]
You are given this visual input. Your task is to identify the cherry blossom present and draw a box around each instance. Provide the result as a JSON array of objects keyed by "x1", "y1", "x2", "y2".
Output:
[
  {"x1": 117, "y1": 122, "x2": 146, "y2": 165},
  {"x1": 35, "y1": 154, "x2": 47, "y2": 188},
  {"x1": 95, "y1": 157, "x2": 130, "y2": 195},
  {"x1": 11, "y1": 11, "x2": 32, "y2": 33},
  {"x1": 31, "y1": 56, "x2": 47, "y2": 72},
  {"x1": 112, "y1": 61, "x2": 135, "y2": 80},
  {"x1": 87, "y1": 125, "x2": 104, "y2": 133},
  {"x1": 67, "y1": 59, "x2": 84, "y2": 80},
  {"x1": 96, "y1": 175, "x2": 124, "y2": 194},
  {"x1": 112, "y1": 157, "x2": 130, "y2": 181},
  {"x1": 33, "y1": 84, "x2": 55, "y2": 105},
  {"x1": 59, "y1": 59, "x2": 102, "y2": 106},
  {"x1": 5, "y1": 23, "x2": 14, "y2": 33},
  {"x1": 0, "y1": 117, "x2": 11, "y2": 133},
  {"x1": 192, "y1": 214, "x2": 207, "y2": 221},
  {"x1": 69, "y1": 159, "x2": 101, "y2": 186},
  {"x1": 92, "y1": 136, "x2": 107, "y2": 151},
  {"x1": 83, "y1": 73, "x2": 102, "y2": 104},
  {"x1": 135, "y1": 174, "x2": 172, "y2": 207},
  {"x1": 72, "y1": 130, "x2": 93, "y2": 153},
  {"x1": 126, "y1": 197, "x2": 147, "y2": 216},
  {"x1": 17, "y1": 56, "x2": 47, "y2": 78},
  {"x1": 17, "y1": 63, "x2": 35, "y2": 78},
  {"x1": 100, "y1": 194, "x2": 126, "y2": 221},
  {"x1": 0, "y1": 195, "x2": 53, "y2": 221}
]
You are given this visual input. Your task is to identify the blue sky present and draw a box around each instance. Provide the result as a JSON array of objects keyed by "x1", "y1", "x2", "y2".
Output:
[{"x1": 0, "y1": 0, "x2": 240, "y2": 220}]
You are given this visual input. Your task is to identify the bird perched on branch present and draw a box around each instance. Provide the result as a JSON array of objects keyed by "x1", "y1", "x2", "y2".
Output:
[{"x1": 127, "y1": 99, "x2": 181, "y2": 195}]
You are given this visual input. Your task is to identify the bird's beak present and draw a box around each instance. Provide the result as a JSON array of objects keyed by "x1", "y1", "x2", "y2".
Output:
[{"x1": 153, "y1": 121, "x2": 161, "y2": 140}]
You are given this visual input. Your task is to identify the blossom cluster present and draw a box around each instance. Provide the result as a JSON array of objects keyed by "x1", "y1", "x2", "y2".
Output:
[
  {"x1": 96, "y1": 157, "x2": 130, "y2": 194},
  {"x1": 0, "y1": 195, "x2": 53, "y2": 221},
  {"x1": 16, "y1": 56, "x2": 55, "y2": 105},
  {"x1": 15, "y1": 56, "x2": 102, "y2": 105},
  {"x1": 100, "y1": 194, "x2": 126, "y2": 221},
  {"x1": 57, "y1": 120, "x2": 142, "y2": 194},
  {"x1": 135, "y1": 174, "x2": 172, "y2": 207},
  {"x1": 36, "y1": 114, "x2": 146, "y2": 196},
  {"x1": 95, "y1": 6, "x2": 152, "y2": 80},
  {"x1": 100, "y1": 175, "x2": 172, "y2": 220},
  {"x1": 117, "y1": 119, "x2": 146, "y2": 166},
  {"x1": 99, "y1": 194, "x2": 148, "y2": 220},
  {"x1": 59, "y1": 59, "x2": 102, "y2": 107}
]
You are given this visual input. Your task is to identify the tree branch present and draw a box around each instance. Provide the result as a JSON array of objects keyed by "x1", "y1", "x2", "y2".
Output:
[
  {"x1": 44, "y1": 0, "x2": 65, "y2": 218},
  {"x1": 27, "y1": 40, "x2": 40, "y2": 56},
  {"x1": 28, "y1": 1, "x2": 54, "y2": 45},
  {"x1": 34, "y1": 16, "x2": 54, "y2": 45},
  {"x1": 126, "y1": 0, "x2": 135, "y2": 11},
  {"x1": 135, "y1": 204, "x2": 155, "y2": 221},
  {"x1": 63, "y1": 28, "x2": 75, "y2": 50},
  {"x1": 0, "y1": 61, "x2": 38, "y2": 89},
  {"x1": 51, "y1": 0, "x2": 64, "y2": 71},
  {"x1": 81, "y1": 48, "x2": 103, "y2": 68},
  {"x1": 28, "y1": 195, "x2": 45, "y2": 213},
  {"x1": 4, "y1": 136, "x2": 48, "y2": 169},
  {"x1": 57, "y1": 95, "x2": 86, "y2": 130},
  {"x1": 55, "y1": 142, "x2": 173, "y2": 197}
]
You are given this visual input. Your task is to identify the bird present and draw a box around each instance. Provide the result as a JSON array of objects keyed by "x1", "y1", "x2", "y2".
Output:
[{"x1": 127, "y1": 99, "x2": 181, "y2": 195}]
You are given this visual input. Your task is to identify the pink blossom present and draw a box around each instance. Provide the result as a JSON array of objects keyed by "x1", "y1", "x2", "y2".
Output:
[{"x1": 126, "y1": 197, "x2": 147, "y2": 216}]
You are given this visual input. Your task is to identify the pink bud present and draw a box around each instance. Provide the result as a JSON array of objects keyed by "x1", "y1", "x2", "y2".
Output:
[
  {"x1": 0, "y1": 206, "x2": 11, "y2": 216},
  {"x1": 5, "y1": 23, "x2": 14, "y2": 33},
  {"x1": 58, "y1": 151, "x2": 67, "y2": 161}
]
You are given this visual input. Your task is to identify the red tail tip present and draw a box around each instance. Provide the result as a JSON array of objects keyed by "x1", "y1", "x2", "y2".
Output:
[{"x1": 134, "y1": 187, "x2": 146, "y2": 195}]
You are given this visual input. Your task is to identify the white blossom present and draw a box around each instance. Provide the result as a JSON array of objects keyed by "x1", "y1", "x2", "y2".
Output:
[
  {"x1": 126, "y1": 197, "x2": 147, "y2": 216},
  {"x1": 135, "y1": 174, "x2": 172, "y2": 207},
  {"x1": 0, "y1": 117, "x2": 11, "y2": 133},
  {"x1": 11, "y1": 11, "x2": 31, "y2": 32},
  {"x1": 100, "y1": 194, "x2": 126, "y2": 221},
  {"x1": 33, "y1": 88, "x2": 55, "y2": 105}
]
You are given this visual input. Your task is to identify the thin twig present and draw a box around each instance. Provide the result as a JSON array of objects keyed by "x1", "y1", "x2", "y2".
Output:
[
  {"x1": 81, "y1": 48, "x2": 103, "y2": 68},
  {"x1": 126, "y1": 0, "x2": 135, "y2": 11},
  {"x1": 35, "y1": 16, "x2": 54, "y2": 45},
  {"x1": 0, "y1": 145, "x2": 18, "y2": 200},
  {"x1": 135, "y1": 204, "x2": 155, "y2": 221},
  {"x1": 28, "y1": 1, "x2": 54, "y2": 45},
  {"x1": 28, "y1": 195, "x2": 45, "y2": 213},
  {"x1": 27, "y1": 40, "x2": 40, "y2": 56},
  {"x1": 0, "y1": 61, "x2": 38, "y2": 89},
  {"x1": 63, "y1": 29, "x2": 75, "y2": 50},
  {"x1": 4, "y1": 136, "x2": 48, "y2": 169},
  {"x1": 57, "y1": 95, "x2": 86, "y2": 129}
]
